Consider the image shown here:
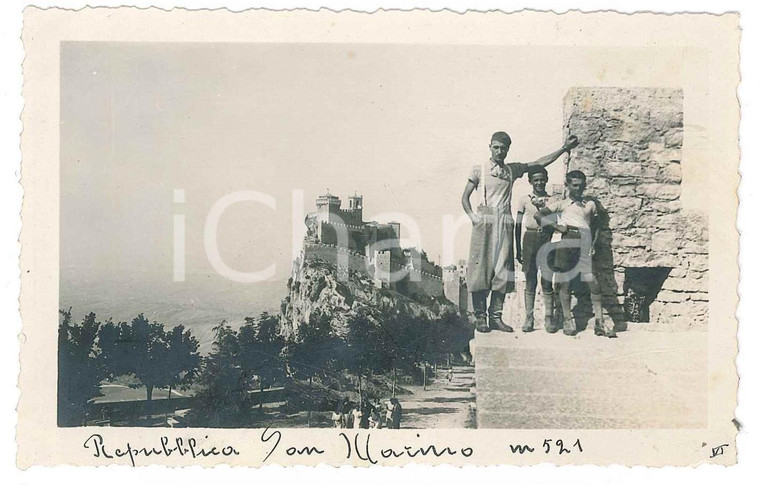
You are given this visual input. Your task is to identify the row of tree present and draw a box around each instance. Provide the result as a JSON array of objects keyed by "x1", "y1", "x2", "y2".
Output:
[
  {"x1": 58, "y1": 309, "x2": 201, "y2": 426},
  {"x1": 191, "y1": 306, "x2": 469, "y2": 427},
  {"x1": 58, "y1": 305, "x2": 470, "y2": 427}
]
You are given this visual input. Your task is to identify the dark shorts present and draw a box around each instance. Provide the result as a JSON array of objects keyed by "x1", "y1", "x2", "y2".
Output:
[
  {"x1": 522, "y1": 229, "x2": 553, "y2": 274},
  {"x1": 553, "y1": 232, "x2": 592, "y2": 275}
]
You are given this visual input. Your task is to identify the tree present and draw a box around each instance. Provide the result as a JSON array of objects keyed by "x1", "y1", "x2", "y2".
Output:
[
  {"x1": 58, "y1": 309, "x2": 105, "y2": 426},
  {"x1": 345, "y1": 310, "x2": 394, "y2": 403},
  {"x1": 284, "y1": 311, "x2": 344, "y2": 381},
  {"x1": 163, "y1": 325, "x2": 201, "y2": 399},
  {"x1": 193, "y1": 320, "x2": 248, "y2": 427},
  {"x1": 282, "y1": 311, "x2": 343, "y2": 426},
  {"x1": 98, "y1": 314, "x2": 170, "y2": 404},
  {"x1": 238, "y1": 312, "x2": 286, "y2": 412}
]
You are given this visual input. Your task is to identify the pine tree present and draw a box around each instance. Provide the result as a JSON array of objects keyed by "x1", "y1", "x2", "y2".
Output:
[{"x1": 57, "y1": 309, "x2": 105, "y2": 426}]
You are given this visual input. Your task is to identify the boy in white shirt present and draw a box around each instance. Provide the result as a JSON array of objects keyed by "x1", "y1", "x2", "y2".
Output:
[
  {"x1": 534, "y1": 170, "x2": 616, "y2": 338},
  {"x1": 515, "y1": 166, "x2": 556, "y2": 333}
]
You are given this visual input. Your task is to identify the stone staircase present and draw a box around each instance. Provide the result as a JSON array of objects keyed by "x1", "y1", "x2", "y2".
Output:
[{"x1": 471, "y1": 325, "x2": 707, "y2": 428}]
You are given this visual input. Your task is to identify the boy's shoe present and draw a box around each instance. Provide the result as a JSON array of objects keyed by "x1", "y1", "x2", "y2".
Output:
[
  {"x1": 475, "y1": 315, "x2": 491, "y2": 333},
  {"x1": 594, "y1": 318, "x2": 617, "y2": 338},
  {"x1": 489, "y1": 314, "x2": 514, "y2": 332},
  {"x1": 563, "y1": 317, "x2": 577, "y2": 336},
  {"x1": 488, "y1": 291, "x2": 513, "y2": 332},
  {"x1": 521, "y1": 314, "x2": 535, "y2": 333}
]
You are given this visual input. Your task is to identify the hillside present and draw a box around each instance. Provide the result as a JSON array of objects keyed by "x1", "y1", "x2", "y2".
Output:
[{"x1": 280, "y1": 256, "x2": 470, "y2": 343}]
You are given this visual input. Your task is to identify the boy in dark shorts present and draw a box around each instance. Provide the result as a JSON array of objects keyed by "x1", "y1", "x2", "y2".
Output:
[
  {"x1": 515, "y1": 166, "x2": 556, "y2": 333},
  {"x1": 534, "y1": 170, "x2": 616, "y2": 338}
]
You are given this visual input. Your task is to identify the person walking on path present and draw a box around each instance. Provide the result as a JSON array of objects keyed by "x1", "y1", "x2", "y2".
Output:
[
  {"x1": 462, "y1": 131, "x2": 578, "y2": 333},
  {"x1": 388, "y1": 398, "x2": 403, "y2": 429}
]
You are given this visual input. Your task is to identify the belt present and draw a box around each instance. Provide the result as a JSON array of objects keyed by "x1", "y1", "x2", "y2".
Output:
[{"x1": 561, "y1": 226, "x2": 587, "y2": 239}]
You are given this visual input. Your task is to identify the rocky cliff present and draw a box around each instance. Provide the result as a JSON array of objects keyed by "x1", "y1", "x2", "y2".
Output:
[{"x1": 280, "y1": 255, "x2": 466, "y2": 341}]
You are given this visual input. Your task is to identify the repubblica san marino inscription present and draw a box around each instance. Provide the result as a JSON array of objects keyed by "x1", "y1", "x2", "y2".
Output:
[{"x1": 18, "y1": 8, "x2": 740, "y2": 467}]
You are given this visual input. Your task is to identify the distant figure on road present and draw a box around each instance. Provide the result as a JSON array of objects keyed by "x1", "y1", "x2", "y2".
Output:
[
  {"x1": 369, "y1": 401, "x2": 381, "y2": 428},
  {"x1": 447, "y1": 368, "x2": 454, "y2": 383},
  {"x1": 351, "y1": 405, "x2": 363, "y2": 429},
  {"x1": 388, "y1": 398, "x2": 402, "y2": 429},
  {"x1": 334, "y1": 397, "x2": 351, "y2": 428},
  {"x1": 360, "y1": 400, "x2": 373, "y2": 429},
  {"x1": 333, "y1": 398, "x2": 348, "y2": 428}
]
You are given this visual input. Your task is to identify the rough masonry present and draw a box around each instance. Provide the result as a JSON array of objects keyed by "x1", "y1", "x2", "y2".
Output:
[{"x1": 563, "y1": 87, "x2": 708, "y2": 329}]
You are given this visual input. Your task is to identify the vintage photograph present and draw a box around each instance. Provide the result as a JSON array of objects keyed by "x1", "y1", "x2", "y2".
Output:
[
  {"x1": 56, "y1": 41, "x2": 707, "y2": 430},
  {"x1": 18, "y1": 9, "x2": 740, "y2": 467}
]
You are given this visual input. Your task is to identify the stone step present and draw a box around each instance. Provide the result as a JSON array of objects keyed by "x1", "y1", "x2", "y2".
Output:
[
  {"x1": 477, "y1": 411, "x2": 705, "y2": 429},
  {"x1": 475, "y1": 346, "x2": 705, "y2": 374},
  {"x1": 472, "y1": 327, "x2": 708, "y2": 429},
  {"x1": 475, "y1": 367, "x2": 704, "y2": 395},
  {"x1": 476, "y1": 389, "x2": 705, "y2": 420}
]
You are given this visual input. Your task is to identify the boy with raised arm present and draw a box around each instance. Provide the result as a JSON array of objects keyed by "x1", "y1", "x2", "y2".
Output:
[{"x1": 461, "y1": 132, "x2": 578, "y2": 333}]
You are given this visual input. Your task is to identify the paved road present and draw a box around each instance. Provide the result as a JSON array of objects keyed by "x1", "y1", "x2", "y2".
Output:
[{"x1": 398, "y1": 366, "x2": 476, "y2": 429}]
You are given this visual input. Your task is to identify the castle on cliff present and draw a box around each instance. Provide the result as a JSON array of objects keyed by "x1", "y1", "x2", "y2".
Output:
[{"x1": 301, "y1": 192, "x2": 468, "y2": 310}]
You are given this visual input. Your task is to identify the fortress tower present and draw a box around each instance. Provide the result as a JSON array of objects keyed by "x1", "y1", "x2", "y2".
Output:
[
  {"x1": 315, "y1": 192, "x2": 342, "y2": 224},
  {"x1": 348, "y1": 194, "x2": 363, "y2": 222}
]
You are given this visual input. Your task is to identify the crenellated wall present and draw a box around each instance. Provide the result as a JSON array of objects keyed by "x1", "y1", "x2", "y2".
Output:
[{"x1": 302, "y1": 243, "x2": 445, "y2": 299}]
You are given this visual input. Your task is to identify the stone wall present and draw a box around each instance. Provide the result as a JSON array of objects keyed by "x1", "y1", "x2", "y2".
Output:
[
  {"x1": 563, "y1": 87, "x2": 708, "y2": 329},
  {"x1": 303, "y1": 243, "x2": 373, "y2": 277},
  {"x1": 443, "y1": 268, "x2": 469, "y2": 312},
  {"x1": 407, "y1": 270, "x2": 444, "y2": 298}
]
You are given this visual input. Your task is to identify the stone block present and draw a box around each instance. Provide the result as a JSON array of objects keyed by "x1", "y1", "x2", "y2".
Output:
[
  {"x1": 606, "y1": 162, "x2": 640, "y2": 177},
  {"x1": 614, "y1": 176, "x2": 642, "y2": 186},
  {"x1": 681, "y1": 240, "x2": 709, "y2": 254},
  {"x1": 654, "y1": 213, "x2": 682, "y2": 231},
  {"x1": 608, "y1": 211, "x2": 638, "y2": 229},
  {"x1": 660, "y1": 162, "x2": 683, "y2": 183},
  {"x1": 649, "y1": 200, "x2": 682, "y2": 213},
  {"x1": 651, "y1": 232, "x2": 680, "y2": 252},
  {"x1": 664, "y1": 129, "x2": 684, "y2": 148},
  {"x1": 610, "y1": 196, "x2": 644, "y2": 210},
  {"x1": 663, "y1": 275, "x2": 707, "y2": 292},
  {"x1": 679, "y1": 212, "x2": 709, "y2": 243},
  {"x1": 609, "y1": 184, "x2": 638, "y2": 197},
  {"x1": 648, "y1": 141, "x2": 666, "y2": 153},
  {"x1": 651, "y1": 147, "x2": 682, "y2": 164},
  {"x1": 642, "y1": 165, "x2": 661, "y2": 180},
  {"x1": 615, "y1": 248, "x2": 678, "y2": 268},
  {"x1": 669, "y1": 266, "x2": 688, "y2": 278},
  {"x1": 689, "y1": 255, "x2": 709, "y2": 273},
  {"x1": 614, "y1": 234, "x2": 649, "y2": 248},
  {"x1": 658, "y1": 290, "x2": 690, "y2": 303},
  {"x1": 635, "y1": 183, "x2": 681, "y2": 201}
]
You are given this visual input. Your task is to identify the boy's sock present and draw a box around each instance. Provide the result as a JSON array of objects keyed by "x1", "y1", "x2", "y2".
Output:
[
  {"x1": 522, "y1": 290, "x2": 536, "y2": 332},
  {"x1": 542, "y1": 290, "x2": 557, "y2": 332}
]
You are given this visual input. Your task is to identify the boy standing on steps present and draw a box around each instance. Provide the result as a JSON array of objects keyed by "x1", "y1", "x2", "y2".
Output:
[
  {"x1": 461, "y1": 131, "x2": 578, "y2": 334},
  {"x1": 515, "y1": 166, "x2": 557, "y2": 333},
  {"x1": 534, "y1": 170, "x2": 617, "y2": 338}
]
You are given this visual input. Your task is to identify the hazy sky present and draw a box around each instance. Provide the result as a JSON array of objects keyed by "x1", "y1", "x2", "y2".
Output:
[{"x1": 61, "y1": 42, "x2": 688, "y2": 289}]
